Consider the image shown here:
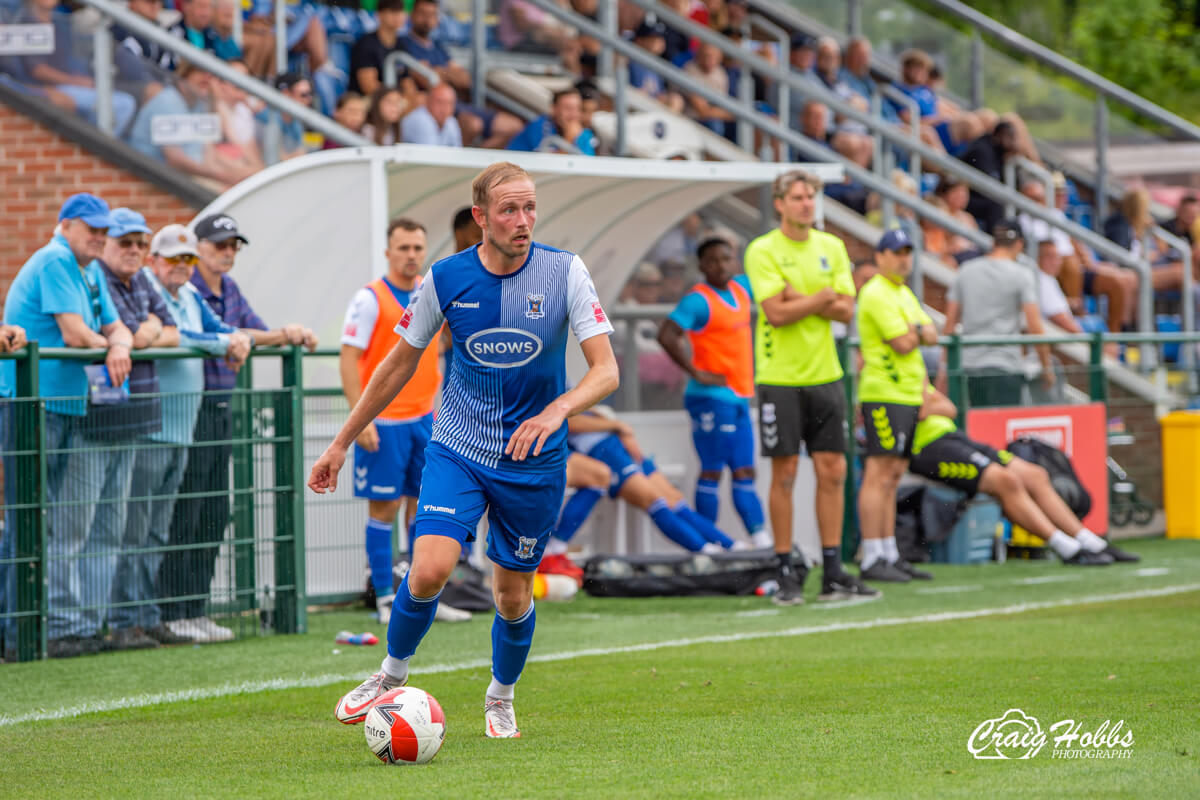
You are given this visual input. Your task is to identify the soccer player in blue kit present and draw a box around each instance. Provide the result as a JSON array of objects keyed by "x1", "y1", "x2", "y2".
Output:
[{"x1": 309, "y1": 162, "x2": 618, "y2": 738}]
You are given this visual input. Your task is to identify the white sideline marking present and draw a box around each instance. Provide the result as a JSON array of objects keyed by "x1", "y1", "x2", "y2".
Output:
[
  {"x1": 915, "y1": 584, "x2": 983, "y2": 595},
  {"x1": 734, "y1": 609, "x2": 781, "y2": 618},
  {"x1": 1014, "y1": 574, "x2": 1083, "y2": 585},
  {"x1": 2, "y1": 582, "x2": 1197, "y2": 728},
  {"x1": 1135, "y1": 567, "x2": 1170, "y2": 577}
]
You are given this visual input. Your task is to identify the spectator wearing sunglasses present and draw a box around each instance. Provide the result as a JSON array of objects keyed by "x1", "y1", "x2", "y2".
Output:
[
  {"x1": 0, "y1": 193, "x2": 135, "y2": 659},
  {"x1": 87, "y1": 209, "x2": 190, "y2": 652},
  {"x1": 156, "y1": 213, "x2": 316, "y2": 643}
]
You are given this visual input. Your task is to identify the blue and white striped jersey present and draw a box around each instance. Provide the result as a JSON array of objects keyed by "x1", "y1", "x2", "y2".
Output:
[{"x1": 396, "y1": 242, "x2": 613, "y2": 471}]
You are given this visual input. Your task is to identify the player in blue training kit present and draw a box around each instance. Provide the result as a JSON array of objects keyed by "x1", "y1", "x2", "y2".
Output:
[
  {"x1": 310, "y1": 163, "x2": 618, "y2": 739},
  {"x1": 657, "y1": 237, "x2": 769, "y2": 548}
]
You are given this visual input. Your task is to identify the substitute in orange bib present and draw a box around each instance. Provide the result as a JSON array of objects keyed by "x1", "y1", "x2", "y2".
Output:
[
  {"x1": 658, "y1": 237, "x2": 769, "y2": 548},
  {"x1": 340, "y1": 217, "x2": 442, "y2": 624}
]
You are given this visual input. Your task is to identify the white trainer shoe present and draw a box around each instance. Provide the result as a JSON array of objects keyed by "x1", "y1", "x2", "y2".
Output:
[
  {"x1": 191, "y1": 616, "x2": 235, "y2": 642},
  {"x1": 484, "y1": 696, "x2": 521, "y2": 738},
  {"x1": 164, "y1": 619, "x2": 198, "y2": 640},
  {"x1": 335, "y1": 671, "x2": 406, "y2": 725},
  {"x1": 435, "y1": 603, "x2": 471, "y2": 623},
  {"x1": 376, "y1": 594, "x2": 395, "y2": 625},
  {"x1": 750, "y1": 531, "x2": 774, "y2": 549}
]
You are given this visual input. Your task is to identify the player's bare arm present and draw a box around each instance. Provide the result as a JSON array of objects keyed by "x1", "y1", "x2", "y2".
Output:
[
  {"x1": 506, "y1": 333, "x2": 619, "y2": 462},
  {"x1": 657, "y1": 319, "x2": 726, "y2": 386},
  {"x1": 338, "y1": 344, "x2": 380, "y2": 452},
  {"x1": 817, "y1": 292, "x2": 856, "y2": 323},
  {"x1": 759, "y1": 285, "x2": 836, "y2": 327},
  {"x1": 309, "y1": 338, "x2": 423, "y2": 492}
]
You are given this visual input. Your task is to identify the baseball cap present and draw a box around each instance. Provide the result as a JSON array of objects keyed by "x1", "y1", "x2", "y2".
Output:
[
  {"x1": 992, "y1": 219, "x2": 1025, "y2": 246},
  {"x1": 107, "y1": 208, "x2": 152, "y2": 238},
  {"x1": 151, "y1": 224, "x2": 199, "y2": 258},
  {"x1": 876, "y1": 228, "x2": 913, "y2": 252},
  {"x1": 790, "y1": 32, "x2": 816, "y2": 50},
  {"x1": 634, "y1": 20, "x2": 667, "y2": 39},
  {"x1": 193, "y1": 213, "x2": 249, "y2": 244},
  {"x1": 58, "y1": 193, "x2": 112, "y2": 228}
]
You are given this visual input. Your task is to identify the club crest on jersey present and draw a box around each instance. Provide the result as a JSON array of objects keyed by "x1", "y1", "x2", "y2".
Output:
[
  {"x1": 514, "y1": 536, "x2": 538, "y2": 560},
  {"x1": 819, "y1": 255, "x2": 831, "y2": 271},
  {"x1": 525, "y1": 293, "x2": 545, "y2": 319}
]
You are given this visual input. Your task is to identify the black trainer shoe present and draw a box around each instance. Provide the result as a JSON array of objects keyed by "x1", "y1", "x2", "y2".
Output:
[
  {"x1": 1063, "y1": 550, "x2": 1114, "y2": 566},
  {"x1": 859, "y1": 561, "x2": 911, "y2": 583},
  {"x1": 111, "y1": 626, "x2": 161, "y2": 651},
  {"x1": 771, "y1": 564, "x2": 809, "y2": 607},
  {"x1": 144, "y1": 623, "x2": 193, "y2": 645},
  {"x1": 47, "y1": 636, "x2": 98, "y2": 659},
  {"x1": 895, "y1": 559, "x2": 934, "y2": 580},
  {"x1": 818, "y1": 572, "x2": 882, "y2": 602},
  {"x1": 1102, "y1": 543, "x2": 1140, "y2": 563}
]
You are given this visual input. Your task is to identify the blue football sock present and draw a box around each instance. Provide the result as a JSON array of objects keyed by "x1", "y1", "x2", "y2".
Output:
[
  {"x1": 365, "y1": 518, "x2": 394, "y2": 599},
  {"x1": 648, "y1": 499, "x2": 707, "y2": 551},
  {"x1": 732, "y1": 479, "x2": 766, "y2": 536},
  {"x1": 695, "y1": 478, "x2": 720, "y2": 521},
  {"x1": 554, "y1": 487, "x2": 603, "y2": 544},
  {"x1": 386, "y1": 575, "x2": 440, "y2": 660},
  {"x1": 491, "y1": 602, "x2": 536, "y2": 685},
  {"x1": 675, "y1": 502, "x2": 735, "y2": 548}
]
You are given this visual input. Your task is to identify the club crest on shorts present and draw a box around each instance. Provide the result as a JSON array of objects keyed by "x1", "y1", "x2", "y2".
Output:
[
  {"x1": 514, "y1": 536, "x2": 538, "y2": 560},
  {"x1": 525, "y1": 293, "x2": 545, "y2": 319}
]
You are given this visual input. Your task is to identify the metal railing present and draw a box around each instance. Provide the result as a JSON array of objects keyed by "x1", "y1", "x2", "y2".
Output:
[
  {"x1": 610, "y1": 0, "x2": 1169, "y2": 341},
  {"x1": 383, "y1": 50, "x2": 441, "y2": 90},
  {"x1": 0, "y1": 345, "x2": 307, "y2": 662}
]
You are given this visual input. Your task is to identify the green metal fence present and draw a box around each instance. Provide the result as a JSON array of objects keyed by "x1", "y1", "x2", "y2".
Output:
[{"x1": 0, "y1": 345, "x2": 306, "y2": 662}]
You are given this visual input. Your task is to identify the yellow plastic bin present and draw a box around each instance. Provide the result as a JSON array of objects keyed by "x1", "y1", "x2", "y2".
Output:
[{"x1": 1161, "y1": 411, "x2": 1200, "y2": 539}]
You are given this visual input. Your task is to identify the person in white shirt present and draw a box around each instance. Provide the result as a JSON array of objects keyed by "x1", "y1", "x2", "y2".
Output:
[{"x1": 401, "y1": 83, "x2": 463, "y2": 147}]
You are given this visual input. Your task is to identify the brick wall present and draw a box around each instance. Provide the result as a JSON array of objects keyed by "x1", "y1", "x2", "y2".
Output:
[{"x1": 0, "y1": 104, "x2": 201, "y2": 299}]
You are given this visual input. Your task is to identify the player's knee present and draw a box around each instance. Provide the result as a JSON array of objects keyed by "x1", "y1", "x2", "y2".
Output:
[
  {"x1": 587, "y1": 461, "x2": 612, "y2": 488},
  {"x1": 700, "y1": 469, "x2": 723, "y2": 482},
  {"x1": 771, "y1": 461, "x2": 798, "y2": 490},
  {"x1": 493, "y1": 580, "x2": 533, "y2": 619},
  {"x1": 990, "y1": 467, "x2": 1021, "y2": 498},
  {"x1": 814, "y1": 454, "x2": 847, "y2": 488},
  {"x1": 408, "y1": 556, "x2": 455, "y2": 596}
]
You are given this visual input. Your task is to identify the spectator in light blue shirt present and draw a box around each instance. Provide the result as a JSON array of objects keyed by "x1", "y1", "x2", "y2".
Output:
[
  {"x1": 401, "y1": 82, "x2": 463, "y2": 147},
  {"x1": 1, "y1": 193, "x2": 136, "y2": 659},
  {"x1": 108, "y1": 224, "x2": 251, "y2": 647}
]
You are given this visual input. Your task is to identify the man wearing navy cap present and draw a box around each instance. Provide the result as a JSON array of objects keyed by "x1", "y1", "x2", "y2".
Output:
[
  {"x1": 91, "y1": 208, "x2": 186, "y2": 651},
  {"x1": 1, "y1": 193, "x2": 136, "y2": 659},
  {"x1": 157, "y1": 212, "x2": 316, "y2": 643},
  {"x1": 854, "y1": 228, "x2": 938, "y2": 583}
]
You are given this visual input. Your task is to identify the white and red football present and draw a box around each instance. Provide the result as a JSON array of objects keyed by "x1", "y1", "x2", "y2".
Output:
[{"x1": 363, "y1": 686, "x2": 446, "y2": 765}]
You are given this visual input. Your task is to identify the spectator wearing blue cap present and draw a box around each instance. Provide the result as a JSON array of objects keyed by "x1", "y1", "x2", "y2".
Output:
[
  {"x1": 855, "y1": 228, "x2": 937, "y2": 584},
  {"x1": 85, "y1": 209, "x2": 185, "y2": 652},
  {"x1": 1, "y1": 193, "x2": 136, "y2": 659}
]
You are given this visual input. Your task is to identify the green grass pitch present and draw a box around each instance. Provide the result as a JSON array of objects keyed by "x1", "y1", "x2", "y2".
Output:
[{"x1": 2, "y1": 538, "x2": 1198, "y2": 799}]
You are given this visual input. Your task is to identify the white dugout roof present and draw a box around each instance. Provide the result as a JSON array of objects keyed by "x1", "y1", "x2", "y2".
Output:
[{"x1": 197, "y1": 146, "x2": 842, "y2": 381}]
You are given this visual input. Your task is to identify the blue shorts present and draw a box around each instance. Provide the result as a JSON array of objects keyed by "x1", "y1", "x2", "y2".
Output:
[
  {"x1": 411, "y1": 442, "x2": 567, "y2": 572},
  {"x1": 684, "y1": 395, "x2": 756, "y2": 473},
  {"x1": 584, "y1": 435, "x2": 642, "y2": 498},
  {"x1": 352, "y1": 414, "x2": 433, "y2": 501}
]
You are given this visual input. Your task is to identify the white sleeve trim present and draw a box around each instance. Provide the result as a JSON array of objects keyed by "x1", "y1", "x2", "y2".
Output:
[
  {"x1": 396, "y1": 270, "x2": 445, "y2": 348},
  {"x1": 566, "y1": 254, "x2": 614, "y2": 343},
  {"x1": 340, "y1": 287, "x2": 379, "y2": 349}
]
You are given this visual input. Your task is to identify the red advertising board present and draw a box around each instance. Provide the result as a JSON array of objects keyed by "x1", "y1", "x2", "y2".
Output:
[{"x1": 965, "y1": 402, "x2": 1108, "y2": 534}]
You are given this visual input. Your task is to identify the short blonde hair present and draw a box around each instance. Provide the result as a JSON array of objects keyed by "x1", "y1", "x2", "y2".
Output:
[
  {"x1": 472, "y1": 162, "x2": 533, "y2": 210},
  {"x1": 772, "y1": 169, "x2": 822, "y2": 200}
]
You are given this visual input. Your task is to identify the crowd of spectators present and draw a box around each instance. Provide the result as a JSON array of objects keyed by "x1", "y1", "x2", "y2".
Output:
[{"x1": 0, "y1": 193, "x2": 316, "y2": 660}]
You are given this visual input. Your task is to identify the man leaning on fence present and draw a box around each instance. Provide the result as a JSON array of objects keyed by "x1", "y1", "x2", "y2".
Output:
[
  {"x1": 119, "y1": 224, "x2": 253, "y2": 649},
  {"x1": 156, "y1": 213, "x2": 316, "y2": 643},
  {"x1": 83, "y1": 209, "x2": 183, "y2": 654},
  {"x1": 1, "y1": 193, "x2": 135, "y2": 659}
]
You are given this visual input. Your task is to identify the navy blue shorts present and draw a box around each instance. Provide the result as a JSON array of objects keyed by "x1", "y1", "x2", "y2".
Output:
[
  {"x1": 352, "y1": 414, "x2": 433, "y2": 501},
  {"x1": 684, "y1": 395, "x2": 755, "y2": 473},
  {"x1": 411, "y1": 442, "x2": 567, "y2": 572},
  {"x1": 584, "y1": 435, "x2": 642, "y2": 498}
]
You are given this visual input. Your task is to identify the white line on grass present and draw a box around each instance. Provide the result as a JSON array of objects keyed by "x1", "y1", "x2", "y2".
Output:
[
  {"x1": 914, "y1": 584, "x2": 984, "y2": 595},
  {"x1": 1135, "y1": 567, "x2": 1170, "y2": 577},
  {"x1": 2, "y1": 582, "x2": 1197, "y2": 728},
  {"x1": 734, "y1": 609, "x2": 781, "y2": 618},
  {"x1": 1014, "y1": 574, "x2": 1083, "y2": 585}
]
